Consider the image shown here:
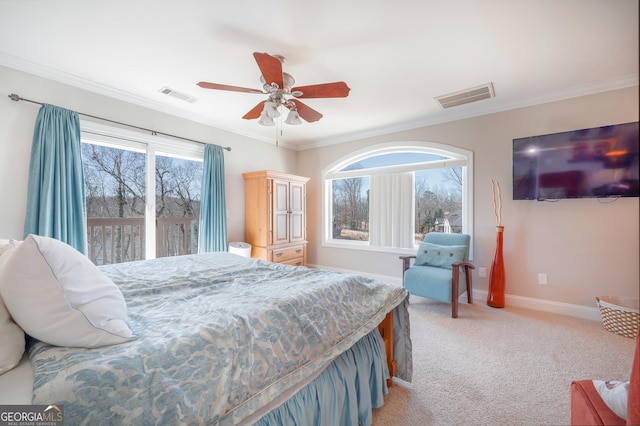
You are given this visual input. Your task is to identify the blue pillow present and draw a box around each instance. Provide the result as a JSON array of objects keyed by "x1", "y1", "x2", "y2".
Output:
[{"x1": 415, "y1": 242, "x2": 467, "y2": 269}]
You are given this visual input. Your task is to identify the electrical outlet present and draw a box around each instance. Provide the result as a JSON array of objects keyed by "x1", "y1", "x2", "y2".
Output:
[
  {"x1": 479, "y1": 267, "x2": 487, "y2": 278},
  {"x1": 538, "y1": 273, "x2": 548, "y2": 285}
]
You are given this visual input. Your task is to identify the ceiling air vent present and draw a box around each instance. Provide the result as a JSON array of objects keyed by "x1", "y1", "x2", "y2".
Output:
[
  {"x1": 159, "y1": 86, "x2": 197, "y2": 103},
  {"x1": 434, "y1": 82, "x2": 495, "y2": 109}
]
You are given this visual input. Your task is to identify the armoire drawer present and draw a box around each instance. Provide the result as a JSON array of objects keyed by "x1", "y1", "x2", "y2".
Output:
[
  {"x1": 271, "y1": 245, "x2": 305, "y2": 263},
  {"x1": 280, "y1": 257, "x2": 304, "y2": 267}
]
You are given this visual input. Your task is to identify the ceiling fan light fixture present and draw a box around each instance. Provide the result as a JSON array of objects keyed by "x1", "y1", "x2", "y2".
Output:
[
  {"x1": 263, "y1": 100, "x2": 281, "y2": 118},
  {"x1": 285, "y1": 108, "x2": 302, "y2": 125},
  {"x1": 257, "y1": 111, "x2": 275, "y2": 126}
]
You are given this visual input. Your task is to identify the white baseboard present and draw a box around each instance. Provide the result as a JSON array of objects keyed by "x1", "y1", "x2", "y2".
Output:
[
  {"x1": 307, "y1": 263, "x2": 602, "y2": 322},
  {"x1": 471, "y1": 289, "x2": 601, "y2": 321}
]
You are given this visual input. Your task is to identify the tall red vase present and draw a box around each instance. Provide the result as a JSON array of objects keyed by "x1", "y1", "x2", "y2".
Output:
[{"x1": 487, "y1": 226, "x2": 505, "y2": 308}]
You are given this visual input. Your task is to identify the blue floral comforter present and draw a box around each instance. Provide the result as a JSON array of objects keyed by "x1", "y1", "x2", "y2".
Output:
[{"x1": 28, "y1": 252, "x2": 411, "y2": 425}]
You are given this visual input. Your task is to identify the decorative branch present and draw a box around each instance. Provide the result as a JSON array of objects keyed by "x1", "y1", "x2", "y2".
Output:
[{"x1": 491, "y1": 179, "x2": 503, "y2": 226}]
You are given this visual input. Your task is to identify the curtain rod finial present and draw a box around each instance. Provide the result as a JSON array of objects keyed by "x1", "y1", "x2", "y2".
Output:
[{"x1": 8, "y1": 94, "x2": 21, "y2": 102}]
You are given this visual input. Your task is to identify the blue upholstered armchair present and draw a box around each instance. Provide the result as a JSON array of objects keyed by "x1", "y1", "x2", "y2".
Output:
[{"x1": 399, "y1": 232, "x2": 474, "y2": 318}]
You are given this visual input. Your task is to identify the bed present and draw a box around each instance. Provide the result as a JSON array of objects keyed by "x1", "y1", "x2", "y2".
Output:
[{"x1": 0, "y1": 235, "x2": 412, "y2": 425}]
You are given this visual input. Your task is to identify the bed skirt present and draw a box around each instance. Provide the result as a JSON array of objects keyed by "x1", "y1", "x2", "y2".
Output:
[{"x1": 254, "y1": 328, "x2": 389, "y2": 426}]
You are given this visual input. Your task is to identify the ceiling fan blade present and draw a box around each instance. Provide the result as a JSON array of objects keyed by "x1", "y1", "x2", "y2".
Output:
[
  {"x1": 253, "y1": 52, "x2": 283, "y2": 88},
  {"x1": 292, "y1": 82, "x2": 351, "y2": 98},
  {"x1": 289, "y1": 99, "x2": 323, "y2": 122},
  {"x1": 242, "y1": 100, "x2": 267, "y2": 120},
  {"x1": 197, "y1": 82, "x2": 264, "y2": 94}
]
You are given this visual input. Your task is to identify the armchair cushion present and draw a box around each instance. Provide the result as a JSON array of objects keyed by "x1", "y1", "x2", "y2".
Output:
[
  {"x1": 404, "y1": 265, "x2": 464, "y2": 303},
  {"x1": 415, "y1": 242, "x2": 467, "y2": 269}
]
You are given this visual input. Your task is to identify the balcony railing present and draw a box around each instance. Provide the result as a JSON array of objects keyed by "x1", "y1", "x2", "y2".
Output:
[
  {"x1": 87, "y1": 217, "x2": 198, "y2": 265},
  {"x1": 156, "y1": 217, "x2": 198, "y2": 258}
]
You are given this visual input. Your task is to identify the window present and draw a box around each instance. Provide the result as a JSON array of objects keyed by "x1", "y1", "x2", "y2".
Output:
[
  {"x1": 324, "y1": 142, "x2": 473, "y2": 253},
  {"x1": 83, "y1": 143, "x2": 146, "y2": 264},
  {"x1": 155, "y1": 154, "x2": 202, "y2": 258},
  {"x1": 81, "y1": 121, "x2": 204, "y2": 265}
]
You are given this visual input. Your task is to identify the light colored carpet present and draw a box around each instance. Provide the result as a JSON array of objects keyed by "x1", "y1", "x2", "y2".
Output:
[{"x1": 372, "y1": 296, "x2": 636, "y2": 426}]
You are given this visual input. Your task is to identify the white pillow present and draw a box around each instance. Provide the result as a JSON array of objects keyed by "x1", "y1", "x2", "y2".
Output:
[
  {"x1": 593, "y1": 380, "x2": 628, "y2": 420},
  {"x1": 0, "y1": 234, "x2": 134, "y2": 348},
  {"x1": 0, "y1": 239, "x2": 9, "y2": 255},
  {"x1": 0, "y1": 243, "x2": 25, "y2": 375},
  {"x1": 0, "y1": 239, "x2": 21, "y2": 258}
]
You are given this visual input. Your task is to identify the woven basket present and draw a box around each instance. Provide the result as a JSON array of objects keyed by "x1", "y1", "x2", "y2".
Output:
[{"x1": 596, "y1": 296, "x2": 640, "y2": 339}]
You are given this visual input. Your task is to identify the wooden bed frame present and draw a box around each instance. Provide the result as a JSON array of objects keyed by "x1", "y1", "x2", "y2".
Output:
[{"x1": 377, "y1": 311, "x2": 397, "y2": 387}]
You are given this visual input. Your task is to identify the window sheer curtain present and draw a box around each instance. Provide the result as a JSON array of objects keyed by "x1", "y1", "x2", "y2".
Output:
[
  {"x1": 23, "y1": 104, "x2": 87, "y2": 254},
  {"x1": 198, "y1": 144, "x2": 228, "y2": 252},
  {"x1": 369, "y1": 173, "x2": 414, "y2": 248}
]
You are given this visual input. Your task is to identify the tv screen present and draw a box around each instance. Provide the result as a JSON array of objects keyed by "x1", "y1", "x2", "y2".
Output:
[{"x1": 513, "y1": 122, "x2": 639, "y2": 200}]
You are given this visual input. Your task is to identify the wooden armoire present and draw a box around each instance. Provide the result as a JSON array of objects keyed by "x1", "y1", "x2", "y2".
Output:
[{"x1": 242, "y1": 170, "x2": 310, "y2": 266}]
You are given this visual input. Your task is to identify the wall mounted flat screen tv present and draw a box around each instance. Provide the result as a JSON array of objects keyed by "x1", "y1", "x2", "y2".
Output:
[{"x1": 513, "y1": 121, "x2": 639, "y2": 200}]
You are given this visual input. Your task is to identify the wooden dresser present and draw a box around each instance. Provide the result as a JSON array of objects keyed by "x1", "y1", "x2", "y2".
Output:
[{"x1": 242, "y1": 170, "x2": 310, "y2": 266}]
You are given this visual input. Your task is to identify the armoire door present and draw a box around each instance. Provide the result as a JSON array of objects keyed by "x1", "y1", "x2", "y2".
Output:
[
  {"x1": 289, "y1": 181, "x2": 305, "y2": 242},
  {"x1": 271, "y1": 179, "x2": 290, "y2": 245}
]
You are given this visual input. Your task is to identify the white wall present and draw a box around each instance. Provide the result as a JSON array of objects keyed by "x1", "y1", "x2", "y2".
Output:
[
  {"x1": 297, "y1": 86, "x2": 639, "y2": 311},
  {"x1": 0, "y1": 65, "x2": 297, "y2": 243}
]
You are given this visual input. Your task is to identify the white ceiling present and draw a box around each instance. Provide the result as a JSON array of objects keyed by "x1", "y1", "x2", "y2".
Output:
[{"x1": 1, "y1": 0, "x2": 638, "y2": 150}]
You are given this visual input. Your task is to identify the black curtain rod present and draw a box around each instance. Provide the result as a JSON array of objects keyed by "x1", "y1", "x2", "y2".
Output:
[{"x1": 8, "y1": 93, "x2": 231, "y2": 152}]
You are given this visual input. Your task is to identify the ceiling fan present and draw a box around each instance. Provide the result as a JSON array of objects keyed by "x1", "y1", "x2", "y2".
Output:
[{"x1": 197, "y1": 52, "x2": 350, "y2": 126}]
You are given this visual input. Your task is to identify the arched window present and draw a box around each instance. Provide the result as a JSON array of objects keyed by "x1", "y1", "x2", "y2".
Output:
[{"x1": 323, "y1": 141, "x2": 473, "y2": 253}]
